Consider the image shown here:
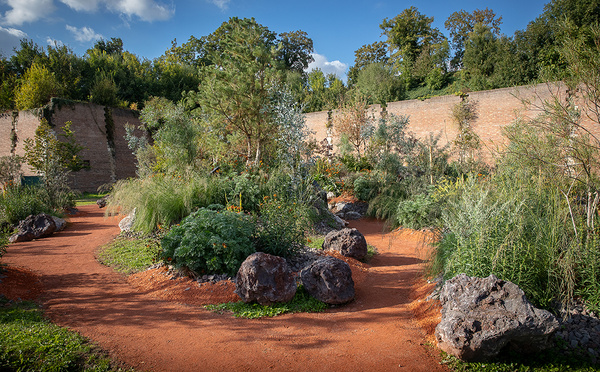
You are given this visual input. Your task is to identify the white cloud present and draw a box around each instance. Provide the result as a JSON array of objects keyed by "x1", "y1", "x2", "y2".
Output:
[
  {"x1": 105, "y1": 0, "x2": 174, "y2": 21},
  {"x1": 46, "y1": 36, "x2": 64, "y2": 47},
  {"x1": 66, "y1": 25, "x2": 103, "y2": 42},
  {"x1": 1, "y1": 0, "x2": 55, "y2": 26},
  {"x1": 0, "y1": 26, "x2": 26, "y2": 56},
  {"x1": 307, "y1": 53, "x2": 349, "y2": 81},
  {"x1": 59, "y1": 0, "x2": 100, "y2": 12},
  {"x1": 208, "y1": 0, "x2": 230, "y2": 10},
  {"x1": 0, "y1": 26, "x2": 27, "y2": 38}
]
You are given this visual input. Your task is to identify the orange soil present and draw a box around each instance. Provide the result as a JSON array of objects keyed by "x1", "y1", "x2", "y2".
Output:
[{"x1": 1, "y1": 205, "x2": 447, "y2": 372}]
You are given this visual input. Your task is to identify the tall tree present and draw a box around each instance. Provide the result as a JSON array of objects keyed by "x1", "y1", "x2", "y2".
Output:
[
  {"x1": 348, "y1": 41, "x2": 388, "y2": 85},
  {"x1": 380, "y1": 7, "x2": 447, "y2": 88},
  {"x1": 278, "y1": 30, "x2": 314, "y2": 73},
  {"x1": 190, "y1": 17, "x2": 281, "y2": 164},
  {"x1": 445, "y1": 8, "x2": 503, "y2": 68}
]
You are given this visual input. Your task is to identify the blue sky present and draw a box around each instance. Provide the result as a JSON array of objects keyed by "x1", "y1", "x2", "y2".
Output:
[{"x1": 1, "y1": 0, "x2": 549, "y2": 81}]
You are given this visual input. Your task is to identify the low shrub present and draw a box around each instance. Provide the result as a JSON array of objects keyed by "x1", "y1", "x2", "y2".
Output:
[
  {"x1": 0, "y1": 300, "x2": 130, "y2": 371},
  {"x1": 97, "y1": 236, "x2": 161, "y2": 274},
  {"x1": 254, "y1": 195, "x2": 310, "y2": 258},
  {"x1": 396, "y1": 193, "x2": 439, "y2": 229},
  {"x1": 161, "y1": 208, "x2": 256, "y2": 276},
  {"x1": 0, "y1": 185, "x2": 54, "y2": 226}
]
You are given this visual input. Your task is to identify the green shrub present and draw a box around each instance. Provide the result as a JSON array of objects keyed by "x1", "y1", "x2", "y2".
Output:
[
  {"x1": 396, "y1": 193, "x2": 439, "y2": 229},
  {"x1": 431, "y1": 173, "x2": 594, "y2": 309},
  {"x1": 255, "y1": 195, "x2": 310, "y2": 258},
  {"x1": 161, "y1": 209, "x2": 256, "y2": 276},
  {"x1": 0, "y1": 185, "x2": 53, "y2": 226}
]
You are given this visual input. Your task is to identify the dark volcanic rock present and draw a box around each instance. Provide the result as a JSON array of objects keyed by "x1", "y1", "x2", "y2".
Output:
[
  {"x1": 322, "y1": 228, "x2": 367, "y2": 261},
  {"x1": 300, "y1": 256, "x2": 355, "y2": 305},
  {"x1": 235, "y1": 252, "x2": 296, "y2": 306},
  {"x1": 9, "y1": 213, "x2": 57, "y2": 243},
  {"x1": 435, "y1": 274, "x2": 559, "y2": 362}
]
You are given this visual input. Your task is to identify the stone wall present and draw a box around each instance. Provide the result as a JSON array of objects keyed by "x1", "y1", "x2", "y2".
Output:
[
  {"x1": 2, "y1": 83, "x2": 598, "y2": 192},
  {"x1": 0, "y1": 101, "x2": 143, "y2": 192},
  {"x1": 304, "y1": 82, "x2": 598, "y2": 163}
]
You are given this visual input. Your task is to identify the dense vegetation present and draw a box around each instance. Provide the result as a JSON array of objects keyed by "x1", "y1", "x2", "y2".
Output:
[
  {"x1": 1, "y1": 0, "x2": 596, "y2": 113},
  {"x1": 1, "y1": 0, "x2": 600, "y2": 369}
]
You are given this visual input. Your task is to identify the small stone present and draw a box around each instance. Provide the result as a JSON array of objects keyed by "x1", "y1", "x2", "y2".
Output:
[{"x1": 570, "y1": 339, "x2": 579, "y2": 348}]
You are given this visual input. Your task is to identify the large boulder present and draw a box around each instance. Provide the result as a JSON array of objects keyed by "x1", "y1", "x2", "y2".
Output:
[
  {"x1": 235, "y1": 252, "x2": 297, "y2": 306},
  {"x1": 9, "y1": 213, "x2": 57, "y2": 243},
  {"x1": 435, "y1": 274, "x2": 559, "y2": 362},
  {"x1": 300, "y1": 256, "x2": 355, "y2": 305},
  {"x1": 322, "y1": 228, "x2": 367, "y2": 261},
  {"x1": 118, "y1": 208, "x2": 136, "y2": 232}
]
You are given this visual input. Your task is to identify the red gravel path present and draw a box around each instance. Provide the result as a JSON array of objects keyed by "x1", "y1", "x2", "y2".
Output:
[{"x1": 1, "y1": 205, "x2": 447, "y2": 372}]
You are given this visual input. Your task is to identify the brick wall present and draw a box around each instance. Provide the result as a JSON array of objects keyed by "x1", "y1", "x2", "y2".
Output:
[
  {"x1": 304, "y1": 82, "x2": 598, "y2": 163},
  {"x1": 0, "y1": 102, "x2": 143, "y2": 192}
]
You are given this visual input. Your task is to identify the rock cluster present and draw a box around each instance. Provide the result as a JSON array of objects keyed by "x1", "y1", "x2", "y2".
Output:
[
  {"x1": 435, "y1": 274, "x2": 559, "y2": 362},
  {"x1": 322, "y1": 228, "x2": 368, "y2": 261},
  {"x1": 328, "y1": 201, "x2": 368, "y2": 220},
  {"x1": 555, "y1": 302, "x2": 600, "y2": 364},
  {"x1": 9, "y1": 213, "x2": 66, "y2": 243}
]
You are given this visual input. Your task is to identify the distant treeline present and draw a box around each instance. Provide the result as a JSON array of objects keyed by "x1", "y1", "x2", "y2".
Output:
[{"x1": 0, "y1": 0, "x2": 597, "y2": 113}]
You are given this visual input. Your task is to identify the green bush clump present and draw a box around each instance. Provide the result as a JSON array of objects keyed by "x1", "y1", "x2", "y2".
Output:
[
  {"x1": 0, "y1": 185, "x2": 54, "y2": 226},
  {"x1": 255, "y1": 195, "x2": 310, "y2": 258},
  {"x1": 431, "y1": 172, "x2": 600, "y2": 309},
  {"x1": 161, "y1": 208, "x2": 256, "y2": 276},
  {"x1": 396, "y1": 193, "x2": 439, "y2": 229}
]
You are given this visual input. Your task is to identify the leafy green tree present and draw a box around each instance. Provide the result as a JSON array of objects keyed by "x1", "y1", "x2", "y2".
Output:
[
  {"x1": 0, "y1": 58, "x2": 16, "y2": 110},
  {"x1": 333, "y1": 94, "x2": 374, "y2": 156},
  {"x1": 380, "y1": 6, "x2": 447, "y2": 88},
  {"x1": 451, "y1": 95, "x2": 481, "y2": 170},
  {"x1": 355, "y1": 62, "x2": 403, "y2": 105},
  {"x1": 348, "y1": 41, "x2": 388, "y2": 85},
  {"x1": 445, "y1": 8, "x2": 503, "y2": 68},
  {"x1": 14, "y1": 62, "x2": 61, "y2": 110},
  {"x1": 139, "y1": 96, "x2": 198, "y2": 173},
  {"x1": 462, "y1": 24, "x2": 499, "y2": 89},
  {"x1": 23, "y1": 120, "x2": 84, "y2": 209},
  {"x1": 278, "y1": 30, "x2": 314, "y2": 73},
  {"x1": 190, "y1": 17, "x2": 281, "y2": 165},
  {"x1": 46, "y1": 44, "x2": 86, "y2": 101}
]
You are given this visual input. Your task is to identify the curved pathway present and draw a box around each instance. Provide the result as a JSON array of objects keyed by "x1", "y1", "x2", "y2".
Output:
[{"x1": 3, "y1": 205, "x2": 446, "y2": 371}]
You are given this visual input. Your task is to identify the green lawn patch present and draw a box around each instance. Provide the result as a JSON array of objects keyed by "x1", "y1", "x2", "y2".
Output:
[
  {"x1": 0, "y1": 299, "x2": 131, "y2": 371},
  {"x1": 205, "y1": 285, "x2": 328, "y2": 318},
  {"x1": 97, "y1": 236, "x2": 161, "y2": 274}
]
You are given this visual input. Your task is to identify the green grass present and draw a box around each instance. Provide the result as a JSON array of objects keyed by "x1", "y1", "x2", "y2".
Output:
[
  {"x1": 440, "y1": 348, "x2": 599, "y2": 372},
  {"x1": 0, "y1": 299, "x2": 131, "y2": 371},
  {"x1": 75, "y1": 192, "x2": 108, "y2": 206},
  {"x1": 205, "y1": 285, "x2": 328, "y2": 318},
  {"x1": 97, "y1": 236, "x2": 161, "y2": 274},
  {"x1": 306, "y1": 235, "x2": 324, "y2": 250}
]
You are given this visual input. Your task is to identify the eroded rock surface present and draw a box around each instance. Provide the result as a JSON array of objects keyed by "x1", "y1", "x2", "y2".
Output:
[
  {"x1": 235, "y1": 252, "x2": 296, "y2": 306},
  {"x1": 300, "y1": 256, "x2": 355, "y2": 305},
  {"x1": 435, "y1": 274, "x2": 559, "y2": 362},
  {"x1": 322, "y1": 228, "x2": 367, "y2": 261},
  {"x1": 9, "y1": 214, "x2": 57, "y2": 243}
]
